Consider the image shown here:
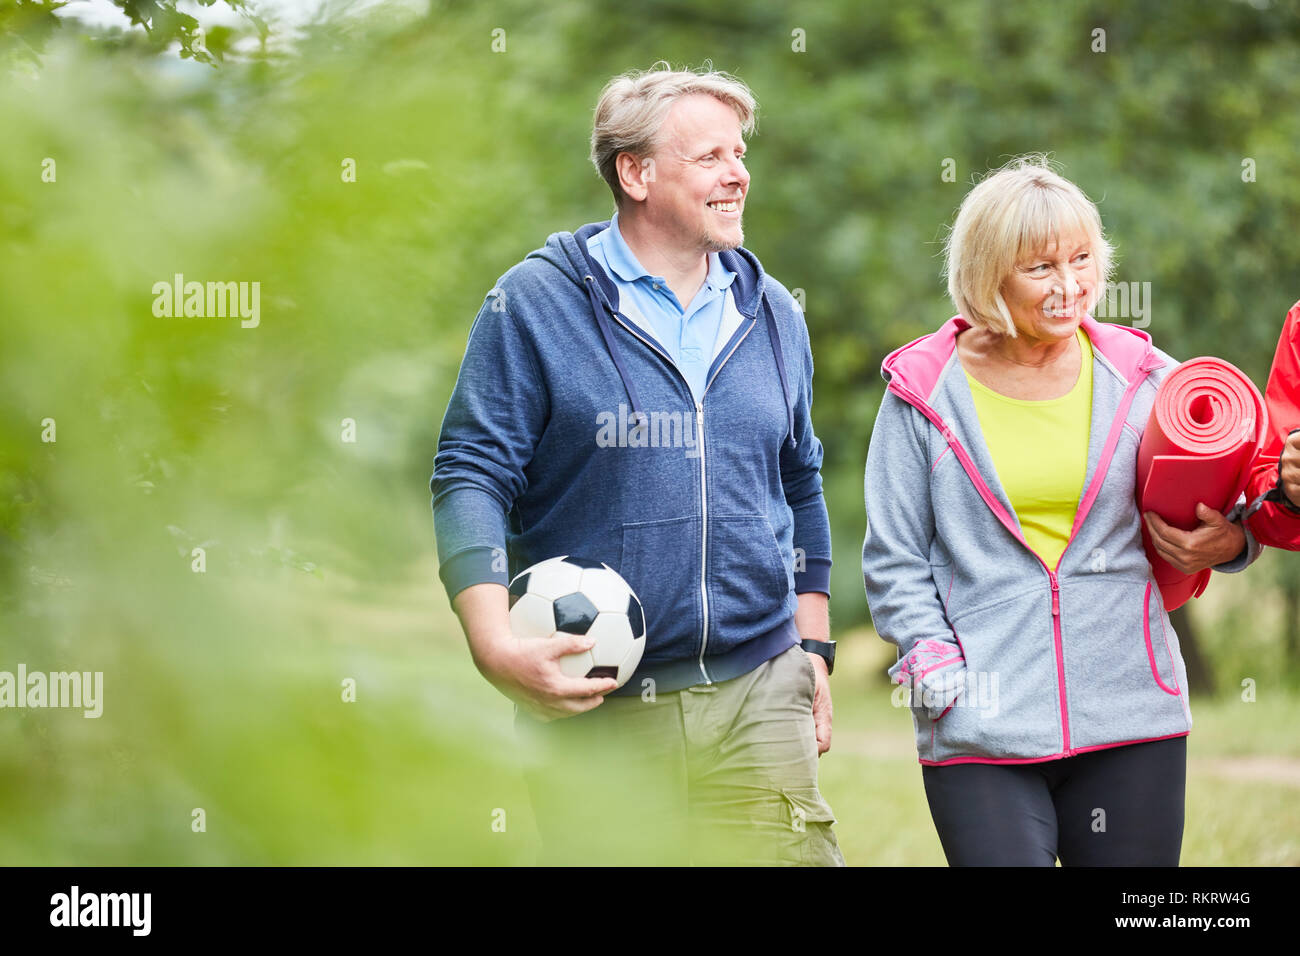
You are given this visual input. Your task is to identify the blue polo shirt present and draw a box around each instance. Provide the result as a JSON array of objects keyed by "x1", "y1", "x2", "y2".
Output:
[{"x1": 586, "y1": 214, "x2": 737, "y2": 403}]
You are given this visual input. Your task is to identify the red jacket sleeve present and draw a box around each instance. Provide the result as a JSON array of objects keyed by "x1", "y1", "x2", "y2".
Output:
[{"x1": 1246, "y1": 300, "x2": 1300, "y2": 550}]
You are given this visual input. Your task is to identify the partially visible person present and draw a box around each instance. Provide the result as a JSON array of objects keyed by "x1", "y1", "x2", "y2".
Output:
[{"x1": 1244, "y1": 300, "x2": 1300, "y2": 550}]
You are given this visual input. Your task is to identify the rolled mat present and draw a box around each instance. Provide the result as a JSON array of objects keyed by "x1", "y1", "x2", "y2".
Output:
[{"x1": 1137, "y1": 357, "x2": 1268, "y2": 611}]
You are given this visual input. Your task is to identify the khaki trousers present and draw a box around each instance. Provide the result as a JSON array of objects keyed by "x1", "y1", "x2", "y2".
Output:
[{"x1": 514, "y1": 644, "x2": 845, "y2": 866}]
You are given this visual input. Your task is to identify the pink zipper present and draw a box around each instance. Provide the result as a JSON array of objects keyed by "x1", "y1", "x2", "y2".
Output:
[
  {"x1": 888, "y1": 348, "x2": 1162, "y2": 756},
  {"x1": 1049, "y1": 571, "x2": 1069, "y2": 750}
]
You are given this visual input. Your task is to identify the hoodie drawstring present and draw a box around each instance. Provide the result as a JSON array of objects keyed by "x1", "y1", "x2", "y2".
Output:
[
  {"x1": 763, "y1": 294, "x2": 797, "y2": 450},
  {"x1": 585, "y1": 275, "x2": 647, "y2": 425}
]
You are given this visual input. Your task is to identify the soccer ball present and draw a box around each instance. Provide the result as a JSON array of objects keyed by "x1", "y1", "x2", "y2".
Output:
[{"x1": 507, "y1": 555, "x2": 647, "y2": 688}]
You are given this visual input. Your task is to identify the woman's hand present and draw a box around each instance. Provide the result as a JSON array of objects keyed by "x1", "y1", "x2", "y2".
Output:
[
  {"x1": 1280, "y1": 430, "x2": 1300, "y2": 508},
  {"x1": 1143, "y1": 503, "x2": 1246, "y2": 574}
]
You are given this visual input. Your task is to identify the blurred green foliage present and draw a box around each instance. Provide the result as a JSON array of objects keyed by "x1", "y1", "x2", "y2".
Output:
[{"x1": 2, "y1": 0, "x2": 1299, "y2": 864}]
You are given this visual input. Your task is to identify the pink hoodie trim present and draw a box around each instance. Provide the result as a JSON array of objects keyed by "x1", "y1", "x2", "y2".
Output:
[
  {"x1": 1069, "y1": 732, "x2": 1188, "y2": 756},
  {"x1": 918, "y1": 731, "x2": 1190, "y2": 766},
  {"x1": 881, "y1": 314, "x2": 1161, "y2": 400},
  {"x1": 1143, "y1": 581, "x2": 1182, "y2": 696},
  {"x1": 889, "y1": 379, "x2": 1024, "y2": 541},
  {"x1": 1078, "y1": 314, "x2": 1157, "y2": 377},
  {"x1": 896, "y1": 637, "x2": 965, "y2": 683},
  {"x1": 880, "y1": 319, "x2": 966, "y2": 400}
]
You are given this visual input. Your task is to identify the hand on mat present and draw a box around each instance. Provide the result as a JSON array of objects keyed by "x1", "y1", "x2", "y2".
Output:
[
  {"x1": 1143, "y1": 503, "x2": 1246, "y2": 574},
  {"x1": 1281, "y1": 431, "x2": 1300, "y2": 509}
]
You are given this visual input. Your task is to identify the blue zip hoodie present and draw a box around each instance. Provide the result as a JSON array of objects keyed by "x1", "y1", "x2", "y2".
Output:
[{"x1": 431, "y1": 222, "x2": 831, "y2": 695}]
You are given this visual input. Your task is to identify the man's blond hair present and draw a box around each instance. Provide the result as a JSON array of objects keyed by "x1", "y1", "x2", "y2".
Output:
[{"x1": 591, "y1": 63, "x2": 757, "y2": 207}]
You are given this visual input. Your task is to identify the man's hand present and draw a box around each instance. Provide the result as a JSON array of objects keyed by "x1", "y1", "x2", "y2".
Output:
[
  {"x1": 474, "y1": 633, "x2": 620, "y2": 722},
  {"x1": 808, "y1": 652, "x2": 833, "y2": 756},
  {"x1": 452, "y1": 582, "x2": 618, "y2": 722},
  {"x1": 794, "y1": 592, "x2": 833, "y2": 756},
  {"x1": 1144, "y1": 503, "x2": 1246, "y2": 574},
  {"x1": 1280, "y1": 430, "x2": 1300, "y2": 507}
]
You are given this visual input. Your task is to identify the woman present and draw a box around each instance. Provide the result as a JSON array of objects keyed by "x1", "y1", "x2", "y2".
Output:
[{"x1": 862, "y1": 156, "x2": 1259, "y2": 866}]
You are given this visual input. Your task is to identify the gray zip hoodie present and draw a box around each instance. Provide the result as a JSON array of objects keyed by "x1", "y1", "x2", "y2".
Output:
[{"x1": 862, "y1": 316, "x2": 1259, "y2": 765}]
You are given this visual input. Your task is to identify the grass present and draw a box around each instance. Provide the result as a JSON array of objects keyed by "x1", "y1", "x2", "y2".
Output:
[{"x1": 3, "y1": 561, "x2": 1296, "y2": 866}]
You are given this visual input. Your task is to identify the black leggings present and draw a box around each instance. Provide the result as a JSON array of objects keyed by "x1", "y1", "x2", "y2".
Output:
[{"x1": 921, "y1": 736, "x2": 1186, "y2": 866}]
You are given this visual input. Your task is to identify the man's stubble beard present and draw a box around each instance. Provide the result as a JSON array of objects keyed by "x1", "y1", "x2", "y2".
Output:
[{"x1": 700, "y1": 220, "x2": 744, "y2": 253}]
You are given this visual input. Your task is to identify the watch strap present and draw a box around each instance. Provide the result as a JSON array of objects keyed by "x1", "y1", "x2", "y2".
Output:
[{"x1": 800, "y1": 639, "x2": 835, "y2": 676}]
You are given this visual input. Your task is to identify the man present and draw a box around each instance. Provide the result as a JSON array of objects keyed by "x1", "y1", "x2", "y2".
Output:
[
  {"x1": 430, "y1": 67, "x2": 843, "y2": 865},
  {"x1": 1245, "y1": 300, "x2": 1300, "y2": 549}
]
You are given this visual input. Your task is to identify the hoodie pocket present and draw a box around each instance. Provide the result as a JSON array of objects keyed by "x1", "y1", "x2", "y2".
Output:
[
  {"x1": 930, "y1": 589, "x2": 1061, "y2": 760},
  {"x1": 708, "y1": 515, "x2": 792, "y2": 624},
  {"x1": 619, "y1": 516, "x2": 702, "y2": 658}
]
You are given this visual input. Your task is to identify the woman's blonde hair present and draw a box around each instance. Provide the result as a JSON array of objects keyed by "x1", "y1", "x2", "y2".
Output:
[
  {"x1": 591, "y1": 63, "x2": 757, "y2": 207},
  {"x1": 943, "y1": 155, "x2": 1113, "y2": 337}
]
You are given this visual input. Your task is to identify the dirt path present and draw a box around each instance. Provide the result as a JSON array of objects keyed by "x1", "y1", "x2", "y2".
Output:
[{"x1": 1192, "y1": 756, "x2": 1300, "y2": 788}]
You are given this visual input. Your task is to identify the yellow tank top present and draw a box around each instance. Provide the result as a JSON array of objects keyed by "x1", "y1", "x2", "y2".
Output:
[{"x1": 965, "y1": 327, "x2": 1093, "y2": 570}]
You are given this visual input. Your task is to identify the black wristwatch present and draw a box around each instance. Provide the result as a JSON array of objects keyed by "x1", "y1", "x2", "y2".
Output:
[{"x1": 800, "y1": 639, "x2": 836, "y2": 676}]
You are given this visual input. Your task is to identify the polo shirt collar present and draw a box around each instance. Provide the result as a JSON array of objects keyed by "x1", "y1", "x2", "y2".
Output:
[{"x1": 605, "y1": 213, "x2": 737, "y2": 292}]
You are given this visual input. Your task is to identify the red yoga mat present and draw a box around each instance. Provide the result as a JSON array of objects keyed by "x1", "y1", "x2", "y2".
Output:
[{"x1": 1137, "y1": 357, "x2": 1268, "y2": 611}]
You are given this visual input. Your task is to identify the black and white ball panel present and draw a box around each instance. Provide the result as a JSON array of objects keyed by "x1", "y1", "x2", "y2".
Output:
[
  {"x1": 553, "y1": 592, "x2": 600, "y2": 634},
  {"x1": 505, "y1": 555, "x2": 647, "y2": 688}
]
